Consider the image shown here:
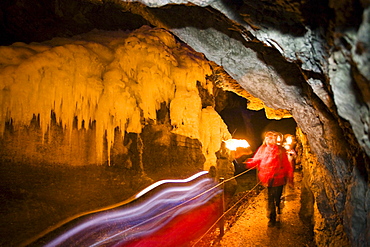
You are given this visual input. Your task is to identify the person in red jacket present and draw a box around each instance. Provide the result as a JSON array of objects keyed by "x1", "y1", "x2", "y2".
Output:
[{"x1": 246, "y1": 131, "x2": 294, "y2": 226}]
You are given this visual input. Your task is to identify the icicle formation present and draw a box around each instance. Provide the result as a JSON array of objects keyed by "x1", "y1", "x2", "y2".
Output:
[{"x1": 0, "y1": 26, "x2": 229, "y2": 165}]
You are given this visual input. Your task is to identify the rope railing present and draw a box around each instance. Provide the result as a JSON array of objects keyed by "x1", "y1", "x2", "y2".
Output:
[
  {"x1": 99, "y1": 167, "x2": 262, "y2": 246},
  {"x1": 222, "y1": 166, "x2": 255, "y2": 182},
  {"x1": 91, "y1": 167, "x2": 262, "y2": 246},
  {"x1": 101, "y1": 166, "x2": 262, "y2": 246},
  {"x1": 190, "y1": 168, "x2": 262, "y2": 246},
  {"x1": 30, "y1": 167, "x2": 263, "y2": 247}
]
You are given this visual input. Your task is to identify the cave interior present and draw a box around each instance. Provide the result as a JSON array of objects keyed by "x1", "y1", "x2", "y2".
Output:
[{"x1": 0, "y1": 0, "x2": 369, "y2": 246}]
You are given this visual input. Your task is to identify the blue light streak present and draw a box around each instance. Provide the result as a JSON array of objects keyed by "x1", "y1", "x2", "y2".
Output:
[{"x1": 39, "y1": 171, "x2": 222, "y2": 247}]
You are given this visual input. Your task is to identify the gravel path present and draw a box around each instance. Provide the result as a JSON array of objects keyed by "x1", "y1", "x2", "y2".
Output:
[{"x1": 217, "y1": 171, "x2": 316, "y2": 247}]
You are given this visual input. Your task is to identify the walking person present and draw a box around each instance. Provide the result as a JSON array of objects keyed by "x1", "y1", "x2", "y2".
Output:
[
  {"x1": 215, "y1": 141, "x2": 237, "y2": 202},
  {"x1": 245, "y1": 131, "x2": 294, "y2": 227},
  {"x1": 283, "y1": 134, "x2": 297, "y2": 171}
]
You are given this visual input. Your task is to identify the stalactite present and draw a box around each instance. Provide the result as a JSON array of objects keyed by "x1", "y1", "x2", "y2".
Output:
[{"x1": 0, "y1": 26, "x2": 228, "y2": 166}]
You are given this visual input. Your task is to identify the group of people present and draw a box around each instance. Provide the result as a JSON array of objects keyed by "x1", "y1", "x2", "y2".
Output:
[
  {"x1": 245, "y1": 131, "x2": 296, "y2": 227},
  {"x1": 218, "y1": 130, "x2": 297, "y2": 227}
]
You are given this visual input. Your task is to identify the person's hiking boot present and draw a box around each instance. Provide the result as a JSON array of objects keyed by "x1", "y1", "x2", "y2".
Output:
[
  {"x1": 277, "y1": 206, "x2": 281, "y2": 214},
  {"x1": 268, "y1": 218, "x2": 276, "y2": 227}
]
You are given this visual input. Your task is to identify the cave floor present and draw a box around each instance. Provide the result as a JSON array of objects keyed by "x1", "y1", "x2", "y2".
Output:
[
  {"x1": 1, "y1": 162, "x2": 315, "y2": 247},
  {"x1": 197, "y1": 171, "x2": 316, "y2": 247},
  {"x1": 0, "y1": 163, "x2": 151, "y2": 246}
]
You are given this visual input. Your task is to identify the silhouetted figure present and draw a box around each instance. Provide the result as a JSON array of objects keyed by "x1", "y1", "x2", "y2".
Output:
[
  {"x1": 215, "y1": 141, "x2": 237, "y2": 201},
  {"x1": 246, "y1": 131, "x2": 294, "y2": 227}
]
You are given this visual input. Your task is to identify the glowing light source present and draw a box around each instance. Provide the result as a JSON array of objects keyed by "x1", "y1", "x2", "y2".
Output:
[
  {"x1": 285, "y1": 135, "x2": 293, "y2": 145},
  {"x1": 224, "y1": 139, "x2": 250, "y2": 151}
]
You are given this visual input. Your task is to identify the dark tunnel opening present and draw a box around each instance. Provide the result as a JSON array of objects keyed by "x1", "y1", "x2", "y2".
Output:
[{"x1": 219, "y1": 93, "x2": 297, "y2": 151}]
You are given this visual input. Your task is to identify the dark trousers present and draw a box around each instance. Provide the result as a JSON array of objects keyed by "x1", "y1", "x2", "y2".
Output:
[{"x1": 267, "y1": 185, "x2": 284, "y2": 221}]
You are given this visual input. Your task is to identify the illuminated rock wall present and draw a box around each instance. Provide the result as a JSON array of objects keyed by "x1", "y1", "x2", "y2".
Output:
[{"x1": 0, "y1": 26, "x2": 230, "y2": 172}]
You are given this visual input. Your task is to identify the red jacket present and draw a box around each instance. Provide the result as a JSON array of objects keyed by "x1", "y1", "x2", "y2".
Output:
[{"x1": 246, "y1": 144, "x2": 293, "y2": 187}]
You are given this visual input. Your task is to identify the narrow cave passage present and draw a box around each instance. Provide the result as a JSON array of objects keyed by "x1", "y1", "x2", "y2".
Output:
[
  {"x1": 199, "y1": 91, "x2": 312, "y2": 246},
  {"x1": 217, "y1": 170, "x2": 316, "y2": 247},
  {"x1": 0, "y1": 27, "x2": 312, "y2": 247}
]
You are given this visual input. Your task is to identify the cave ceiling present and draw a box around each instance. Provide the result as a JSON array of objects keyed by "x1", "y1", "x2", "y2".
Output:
[{"x1": 0, "y1": 0, "x2": 369, "y2": 160}]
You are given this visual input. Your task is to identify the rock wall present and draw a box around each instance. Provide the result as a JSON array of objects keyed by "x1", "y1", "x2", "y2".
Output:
[
  {"x1": 0, "y1": 26, "x2": 230, "y2": 170},
  {"x1": 141, "y1": 2, "x2": 369, "y2": 246}
]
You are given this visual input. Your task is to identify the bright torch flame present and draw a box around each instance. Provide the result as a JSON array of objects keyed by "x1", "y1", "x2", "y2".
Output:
[{"x1": 224, "y1": 139, "x2": 250, "y2": 151}]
